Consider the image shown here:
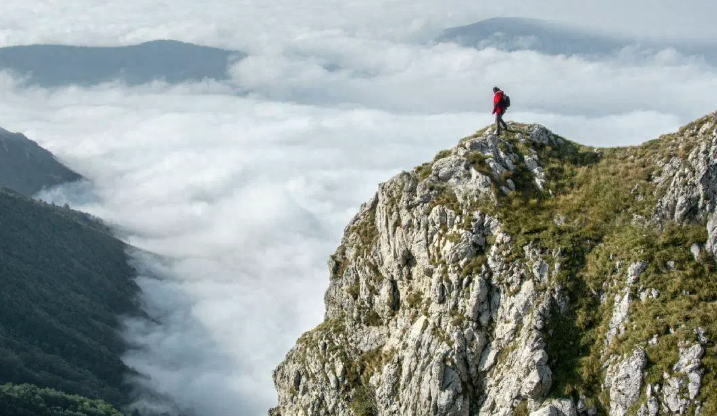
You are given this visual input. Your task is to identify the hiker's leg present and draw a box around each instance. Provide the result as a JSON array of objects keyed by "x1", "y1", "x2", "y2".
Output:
[
  {"x1": 495, "y1": 113, "x2": 503, "y2": 135},
  {"x1": 500, "y1": 114, "x2": 508, "y2": 131},
  {"x1": 497, "y1": 113, "x2": 507, "y2": 134}
]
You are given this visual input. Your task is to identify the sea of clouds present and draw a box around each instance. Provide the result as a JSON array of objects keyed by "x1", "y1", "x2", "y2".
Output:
[{"x1": 2, "y1": 1, "x2": 717, "y2": 415}]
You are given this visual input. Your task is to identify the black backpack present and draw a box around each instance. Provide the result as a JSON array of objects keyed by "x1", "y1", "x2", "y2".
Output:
[{"x1": 502, "y1": 93, "x2": 511, "y2": 110}]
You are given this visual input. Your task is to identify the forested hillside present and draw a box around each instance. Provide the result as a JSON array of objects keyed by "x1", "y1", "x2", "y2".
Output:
[
  {"x1": 0, "y1": 186, "x2": 142, "y2": 413},
  {"x1": 0, "y1": 384, "x2": 127, "y2": 416}
]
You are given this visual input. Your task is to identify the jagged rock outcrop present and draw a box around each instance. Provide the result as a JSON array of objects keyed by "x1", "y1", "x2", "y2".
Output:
[
  {"x1": 270, "y1": 112, "x2": 717, "y2": 416},
  {"x1": 604, "y1": 348, "x2": 647, "y2": 416},
  {"x1": 660, "y1": 343, "x2": 705, "y2": 415},
  {"x1": 606, "y1": 261, "x2": 648, "y2": 346},
  {"x1": 652, "y1": 115, "x2": 717, "y2": 258}
]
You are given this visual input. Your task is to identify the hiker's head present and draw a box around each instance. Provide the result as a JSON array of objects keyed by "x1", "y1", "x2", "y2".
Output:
[{"x1": 493, "y1": 86, "x2": 499, "y2": 93}]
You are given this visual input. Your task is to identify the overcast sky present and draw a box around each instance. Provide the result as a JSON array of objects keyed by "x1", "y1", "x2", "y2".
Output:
[
  {"x1": 2, "y1": 0, "x2": 717, "y2": 50},
  {"x1": 2, "y1": 1, "x2": 717, "y2": 416}
]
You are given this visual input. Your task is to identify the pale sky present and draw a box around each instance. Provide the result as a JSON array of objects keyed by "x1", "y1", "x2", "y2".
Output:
[{"x1": 1, "y1": 0, "x2": 716, "y2": 50}]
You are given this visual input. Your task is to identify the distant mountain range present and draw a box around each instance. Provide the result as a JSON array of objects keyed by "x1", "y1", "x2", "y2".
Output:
[
  {"x1": 436, "y1": 17, "x2": 717, "y2": 64},
  {"x1": 0, "y1": 39, "x2": 244, "y2": 87},
  {"x1": 2, "y1": 23, "x2": 714, "y2": 91}
]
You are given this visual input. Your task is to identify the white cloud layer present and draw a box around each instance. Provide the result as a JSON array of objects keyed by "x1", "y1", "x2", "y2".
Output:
[
  {"x1": 7, "y1": 79, "x2": 483, "y2": 416},
  {"x1": 1, "y1": 2, "x2": 717, "y2": 415},
  {"x1": 227, "y1": 40, "x2": 717, "y2": 119}
]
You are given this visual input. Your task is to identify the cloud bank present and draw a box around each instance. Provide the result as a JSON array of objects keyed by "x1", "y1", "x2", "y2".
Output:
[
  {"x1": 1, "y1": 3, "x2": 717, "y2": 416},
  {"x1": 13, "y1": 79, "x2": 482, "y2": 416}
]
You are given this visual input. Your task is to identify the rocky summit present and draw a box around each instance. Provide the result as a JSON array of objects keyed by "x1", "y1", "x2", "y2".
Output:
[{"x1": 270, "y1": 111, "x2": 717, "y2": 416}]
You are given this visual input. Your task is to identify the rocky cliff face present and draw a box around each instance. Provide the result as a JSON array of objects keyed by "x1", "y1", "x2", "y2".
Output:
[{"x1": 270, "y1": 112, "x2": 717, "y2": 416}]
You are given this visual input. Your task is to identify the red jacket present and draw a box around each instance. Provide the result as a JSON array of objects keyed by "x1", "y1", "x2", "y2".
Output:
[{"x1": 493, "y1": 90, "x2": 504, "y2": 115}]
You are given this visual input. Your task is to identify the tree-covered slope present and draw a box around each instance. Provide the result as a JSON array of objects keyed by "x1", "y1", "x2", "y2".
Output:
[
  {"x1": 0, "y1": 186, "x2": 141, "y2": 408},
  {"x1": 270, "y1": 112, "x2": 717, "y2": 416},
  {"x1": 0, "y1": 383, "x2": 126, "y2": 416},
  {"x1": 0, "y1": 126, "x2": 82, "y2": 196}
]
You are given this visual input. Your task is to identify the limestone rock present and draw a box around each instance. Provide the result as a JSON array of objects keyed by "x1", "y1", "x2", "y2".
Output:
[
  {"x1": 662, "y1": 343, "x2": 705, "y2": 414},
  {"x1": 604, "y1": 348, "x2": 647, "y2": 416},
  {"x1": 530, "y1": 399, "x2": 577, "y2": 416},
  {"x1": 606, "y1": 261, "x2": 648, "y2": 345},
  {"x1": 270, "y1": 115, "x2": 717, "y2": 416},
  {"x1": 652, "y1": 120, "x2": 717, "y2": 260}
]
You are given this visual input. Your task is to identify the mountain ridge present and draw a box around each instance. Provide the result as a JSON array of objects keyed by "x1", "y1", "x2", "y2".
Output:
[
  {"x1": 0, "y1": 40, "x2": 244, "y2": 87},
  {"x1": 270, "y1": 111, "x2": 717, "y2": 416},
  {"x1": 0, "y1": 126, "x2": 83, "y2": 196},
  {"x1": 436, "y1": 17, "x2": 717, "y2": 64}
]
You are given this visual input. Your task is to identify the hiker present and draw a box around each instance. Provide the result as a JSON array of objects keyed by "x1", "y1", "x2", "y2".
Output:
[{"x1": 492, "y1": 86, "x2": 509, "y2": 136}]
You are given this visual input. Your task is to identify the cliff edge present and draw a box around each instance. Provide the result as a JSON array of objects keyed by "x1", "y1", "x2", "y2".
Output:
[{"x1": 271, "y1": 112, "x2": 717, "y2": 416}]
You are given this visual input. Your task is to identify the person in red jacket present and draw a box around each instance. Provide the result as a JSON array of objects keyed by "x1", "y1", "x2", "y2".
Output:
[{"x1": 492, "y1": 86, "x2": 508, "y2": 136}]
